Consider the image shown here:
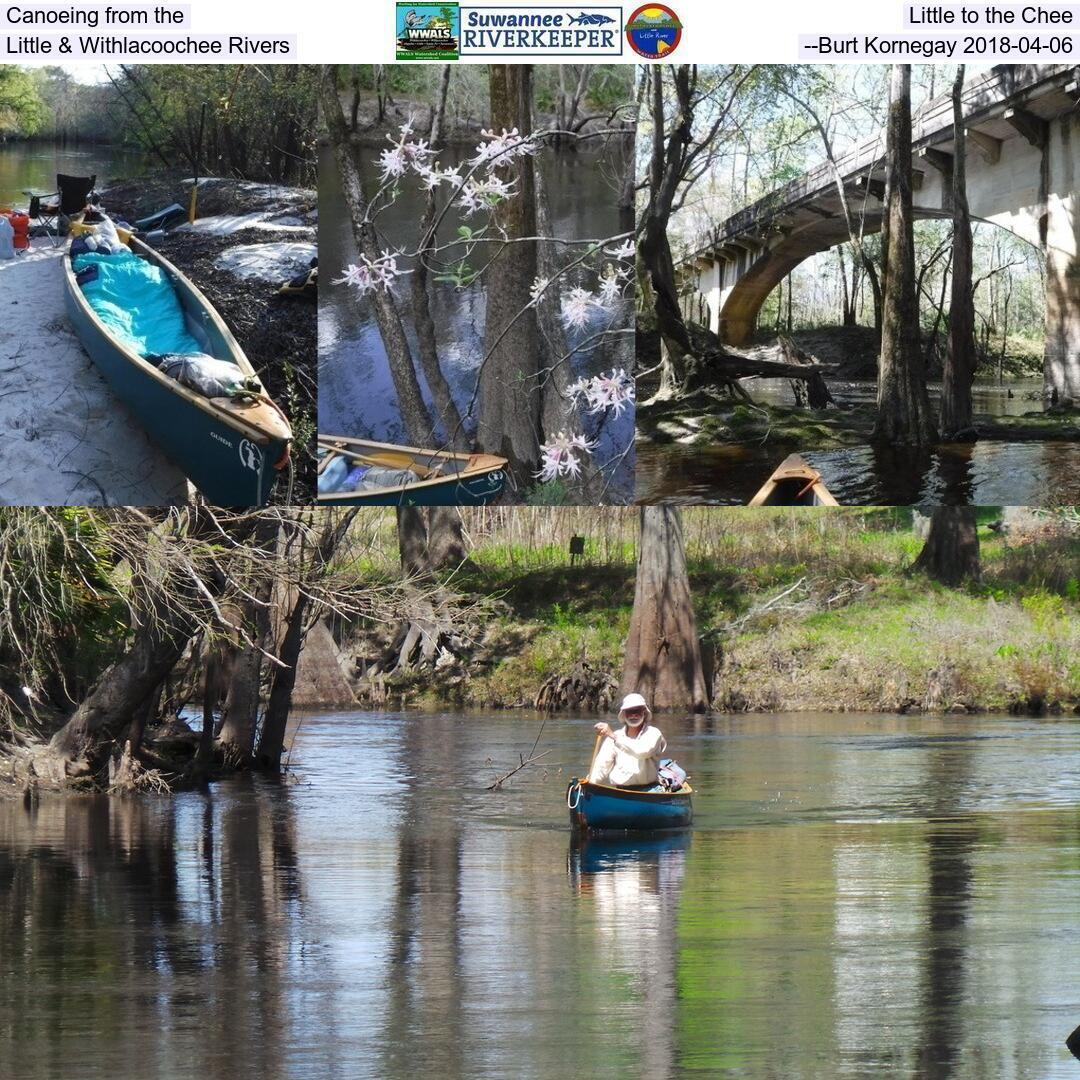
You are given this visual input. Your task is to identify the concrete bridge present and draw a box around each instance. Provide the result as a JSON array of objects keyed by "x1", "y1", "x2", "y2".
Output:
[{"x1": 688, "y1": 65, "x2": 1080, "y2": 401}]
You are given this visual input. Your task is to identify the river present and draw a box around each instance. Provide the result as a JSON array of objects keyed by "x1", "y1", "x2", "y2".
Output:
[
  {"x1": 0, "y1": 140, "x2": 152, "y2": 211},
  {"x1": 638, "y1": 439, "x2": 1080, "y2": 505},
  {"x1": 637, "y1": 376, "x2": 1080, "y2": 504},
  {"x1": 319, "y1": 141, "x2": 636, "y2": 500},
  {"x1": 3, "y1": 710, "x2": 1080, "y2": 1078}
]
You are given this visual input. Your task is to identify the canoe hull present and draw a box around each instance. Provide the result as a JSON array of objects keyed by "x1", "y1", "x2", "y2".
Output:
[
  {"x1": 321, "y1": 467, "x2": 506, "y2": 506},
  {"x1": 64, "y1": 279, "x2": 285, "y2": 505},
  {"x1": 317, "y1": 436, "x2": 507, "y2": 506},
  {"x1": 567, "y1": 779, "x2": 693, "y2": 833}
]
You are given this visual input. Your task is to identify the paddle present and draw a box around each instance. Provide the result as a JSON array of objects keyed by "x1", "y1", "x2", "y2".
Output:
[
  {"x1": 189, "y1": 101, "x2": 207, "y2": 225},
  {"x1": 586, "y1": 731, "x2": 604, "y2": 780}
]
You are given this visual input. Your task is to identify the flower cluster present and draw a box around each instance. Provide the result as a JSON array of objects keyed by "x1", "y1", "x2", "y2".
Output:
[
  {"x1": 375, "y1": 120, "x2": 536, "y2": 218},
  {"x1": 567, "y1": 368, "x2": 635, "y2": 418},
  {"x1": 473, "y1": 127, "x2": 539, "y2": 169},
  {"x1": 537, "y1": 432, "x2": 597, "y2": 483},
  {"x1": 376, "y1": 119, "x2": 436, "y2": 182},
  {"x1": 332, "y1": 250, "x2": 405, "y2": 297},
  {"x1": 554, "y1": 267, "x2": 632, "y2": 331}
]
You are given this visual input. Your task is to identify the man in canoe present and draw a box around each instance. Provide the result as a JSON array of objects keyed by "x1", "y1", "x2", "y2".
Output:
[{"x1": 588, "y1": 693, "x2": 667, "y2": 788}]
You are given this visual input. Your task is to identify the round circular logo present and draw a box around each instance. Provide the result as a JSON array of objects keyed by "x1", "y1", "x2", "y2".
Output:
[{"x1": 625, "y1": 4, "x2": 682, "y2": 59}]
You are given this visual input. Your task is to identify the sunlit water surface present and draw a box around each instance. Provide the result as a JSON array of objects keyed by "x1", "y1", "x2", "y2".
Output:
[
  {"x1": 0, "y1": 141, "x2": 152, "y2": 210},
  {"x1": 3, "y1": 711, "x2": 1080, "y2": 1079}
]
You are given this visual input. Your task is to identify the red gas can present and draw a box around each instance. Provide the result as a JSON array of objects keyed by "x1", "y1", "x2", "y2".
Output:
[
  {"x1": 8, "y1": 212, "x2": 29, "y2": 251},
  {"x1": 0, "y1": 210, "x2": 30, "y2": 251}
]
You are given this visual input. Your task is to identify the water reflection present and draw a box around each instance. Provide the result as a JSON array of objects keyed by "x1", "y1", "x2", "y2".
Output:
[
  {"x1": 0, "y1": 781, "x2": 304, "y2": 1080},
  {"x1": 0, "y1": 141, "x2": 152, "y2": 208},
  {"x1": 751, "y1": 378, "x2": 1046, "y2": 420},
  {"x1": 319, "y1": 144, "x2": 635, "y2": 499},
  {"x1": 636, "y1": 439, "x2": 1080, "y2": 505},
  {"x1": 3, "y1": 712, "x2": 1080, "y2": 1077},
  {"x1": 568, "y1": 833, "x2": 688, "y2": 1080}
]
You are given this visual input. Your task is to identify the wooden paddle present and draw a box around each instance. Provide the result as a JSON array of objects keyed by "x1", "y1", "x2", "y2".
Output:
[{"x1": 586, "y1": 731, "x2": 605, "y2": 779}]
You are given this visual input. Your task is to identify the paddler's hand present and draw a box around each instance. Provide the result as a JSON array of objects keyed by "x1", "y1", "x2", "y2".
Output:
[{"x1": 593, "y1": 722, "x2": 614, "y2": 739}]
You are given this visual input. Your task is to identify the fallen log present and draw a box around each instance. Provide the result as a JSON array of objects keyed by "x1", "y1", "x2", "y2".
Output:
[{"x1": 688, "y1": 322, "x2": 838, "y2": 383}]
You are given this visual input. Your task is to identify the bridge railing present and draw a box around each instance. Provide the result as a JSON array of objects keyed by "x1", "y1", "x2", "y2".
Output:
[{"x1": 688, "y1": 64, "x2": 1072, "y2": 261}]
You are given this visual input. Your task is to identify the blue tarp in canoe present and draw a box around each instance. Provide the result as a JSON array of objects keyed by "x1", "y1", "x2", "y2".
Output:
[{"x1": 72, "y1": 250, "x2": 202, "y2": 358}]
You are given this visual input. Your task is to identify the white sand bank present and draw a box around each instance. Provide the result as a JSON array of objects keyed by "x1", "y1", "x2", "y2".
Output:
[{"x1": 0, "y1": 245, "x2": 190, "y2": 506}]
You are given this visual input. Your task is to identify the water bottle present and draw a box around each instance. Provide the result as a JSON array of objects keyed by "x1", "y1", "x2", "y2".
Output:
[{"x1": 0, "y1": 216, "x2": 14, "y2": 260}]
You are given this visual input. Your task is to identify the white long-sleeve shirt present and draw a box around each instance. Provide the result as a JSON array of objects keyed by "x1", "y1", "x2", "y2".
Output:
[{"x1": 588, "y1": 723, "x2": 667, "y2": 787}]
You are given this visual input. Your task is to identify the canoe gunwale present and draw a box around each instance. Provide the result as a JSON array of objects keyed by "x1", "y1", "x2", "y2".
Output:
[
  {"x1": 567, "y1": 778, "x2": 694, "y2": 834},
  {"x1": 316, "y1": 434, "x2": 508, "y2": 504},
  {"x1": 63, "y1": 233, "x2": 292, "y2": 447},
  {"x1": 748, "y1": 453, "x2": 839, "y2": 507},
  {"x1": 570, "y1": 778, "x2": 694, "y2": 802}
]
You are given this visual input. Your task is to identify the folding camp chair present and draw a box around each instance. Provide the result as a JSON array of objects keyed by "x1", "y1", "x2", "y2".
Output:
[{"x1": 24, "y1": 174, "x2": 98, "y2": 247}]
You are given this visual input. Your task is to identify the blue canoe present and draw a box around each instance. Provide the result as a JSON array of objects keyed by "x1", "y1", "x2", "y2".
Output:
[
  {"x1": 317, "y1": 436, "x2": 507, "y2": 507},
  {"x1": 63, "y1": 227, "x2": 293, "y2": 506},
  {"x1": 567, "y1": 778, "x2": 693, "y2": 833}
]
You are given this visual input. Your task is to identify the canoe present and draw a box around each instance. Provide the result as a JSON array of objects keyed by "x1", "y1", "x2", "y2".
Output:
[
  {"x1": 748, "y1": 453, "x2": 839, "y2": 506},
  {"x1": 63, "y1": 221, "x2": 292, "y2": 506},
  {"x1": 566, "y1": 778, "x2": 693, "y2": 833},
  {"x1": 317, "y1": 435, "x2": 507, "y2": 506}
]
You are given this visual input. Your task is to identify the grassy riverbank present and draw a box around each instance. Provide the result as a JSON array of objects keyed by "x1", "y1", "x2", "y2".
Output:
[{"x1": 353, "y1": 509, "x2": 1080, "y2": 715}]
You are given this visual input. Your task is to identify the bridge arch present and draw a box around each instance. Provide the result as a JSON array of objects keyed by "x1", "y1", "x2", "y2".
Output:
[{"x1": 714, "y1": 208, "x2": 1038, "y2": 346}]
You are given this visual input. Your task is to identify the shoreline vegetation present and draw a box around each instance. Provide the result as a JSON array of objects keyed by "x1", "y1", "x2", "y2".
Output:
[
  {"x1": 343, "y1": 508, "x2": 1079, "y2": 717},
  {"x1": 0, "y1": 507, "x2": 1076, "y2": 800}
]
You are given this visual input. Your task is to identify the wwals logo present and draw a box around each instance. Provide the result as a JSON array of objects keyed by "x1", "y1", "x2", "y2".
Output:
[{"x1": 397, "y1": 3, "x2": 461, "y2": 60}]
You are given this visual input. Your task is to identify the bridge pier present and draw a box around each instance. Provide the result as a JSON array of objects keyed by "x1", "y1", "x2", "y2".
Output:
[{"x1": 1043, "y1": 112, "x2": 1080, "y2": 405}]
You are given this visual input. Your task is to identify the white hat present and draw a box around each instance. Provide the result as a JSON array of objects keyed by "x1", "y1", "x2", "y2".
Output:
[{"x1": 618, "y1": 693, "x2": 651, "y2": 724}]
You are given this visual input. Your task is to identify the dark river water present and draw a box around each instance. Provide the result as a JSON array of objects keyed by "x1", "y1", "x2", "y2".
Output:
[
  {"x1": 637, "y1": 377, "x2": 1080, "y2": 505},
  {"x1": 638, "y1": 439, "x2": 1080, "y2": 506},
  {"x1": 0, "y1": 141, "x2": 151, "y2": 210},
  {"x1": 319, "y1": 141, "x2": 635, "y2": 500},
  {"x1": 4, "y1": 710, "x2": 1080, "y2": 1078}
]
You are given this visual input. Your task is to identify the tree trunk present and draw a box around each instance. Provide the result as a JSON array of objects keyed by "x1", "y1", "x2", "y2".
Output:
[
  {"x1": 535, "y1": 166, "x2": 594, "y2": 501},
  {"x1": 425, "y1": 508, "x2": 467, "y2": 570},
  {"x1": 940, "y1": 66, "x2": 978, "y2": 440},
  {"x1": 255, "y1": 584, "x2": 308, "y2": 772},
  {"x1": 396, "y1": 507, "x2": 467, "y2": 575},
  {"x1": 621, "y1": 507, "x2": 708, "y2": 712},
  {"x1": 217, "y1": 513, "x2": 279, "y2": 765},
  {"x1": 397, "y1": 507, "x2": 430, "y2": 577},
  {"x1": 476, "y1": 65, "x2": 542, "y2": 486},
  {"x1": 319, "y1": 68, "x2": 435, "y2": 447},
  {"x1": 49, "y1": 509, "x2": 216, "y2": 766},
  {"x1": 912, "y1": 507, "x2": 981, "y2": 586},
  {"x1": 255, "y1": 509, "x2": 359, "y2": 772},
  {"x1": 874, "y1": 65, "x2": 938, "y2": 445},
  {"x1": 411, "y1": 65, "x2": 468, "y2": 448},
  {"x1": 350, "y1": 72, "x2": 361, "y2": 132},
  {"x1": 865, "y1": 256, "x2": 884, "y2": 335}
]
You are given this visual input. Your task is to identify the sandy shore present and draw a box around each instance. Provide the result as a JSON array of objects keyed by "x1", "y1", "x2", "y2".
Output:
[
  {"x1": 0, "y1": 176, "x2": 317, "y2": 507},
  {"x1": 0, "y1": 245, "x2": 190, "y2": 506}
]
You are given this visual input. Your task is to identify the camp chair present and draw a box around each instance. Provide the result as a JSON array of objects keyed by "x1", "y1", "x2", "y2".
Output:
[{"x1": 25, "y1": 174, "x2": 98, "y2": 247}]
